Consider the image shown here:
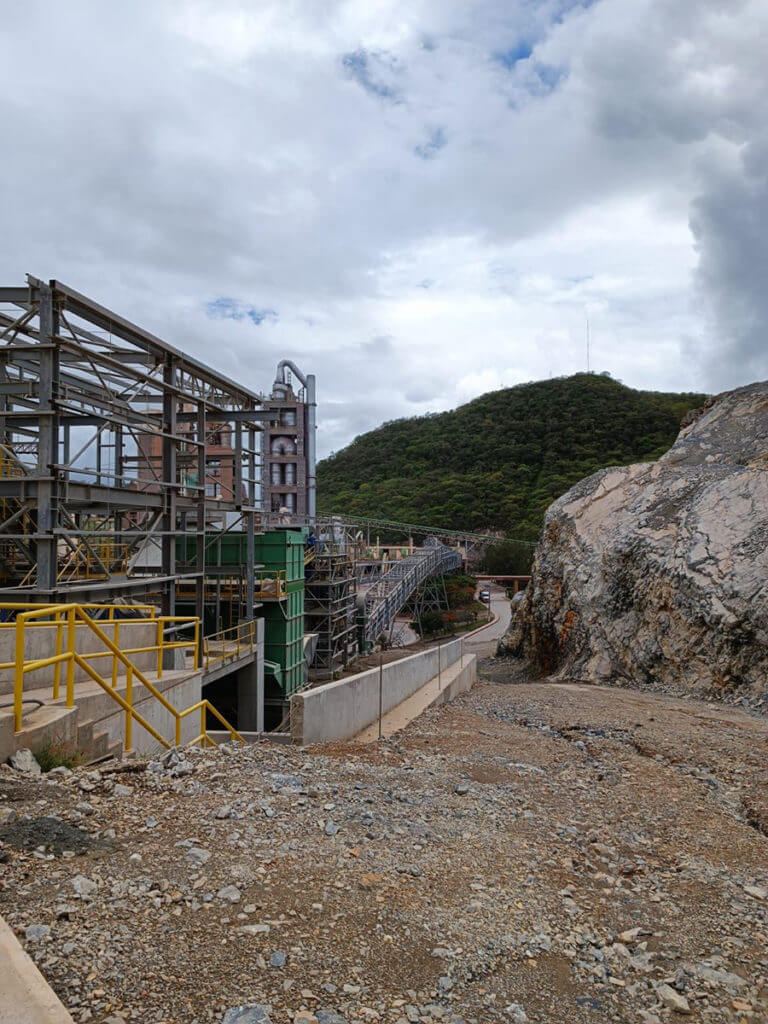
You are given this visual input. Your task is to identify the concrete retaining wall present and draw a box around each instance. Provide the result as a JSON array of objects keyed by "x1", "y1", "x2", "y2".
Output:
[
  {"x1": 291, "y1": 639, "x2": 464, "y2": 745},
  {"x1": 0, "y1": 621, "x2": 159, "y2": 696}
]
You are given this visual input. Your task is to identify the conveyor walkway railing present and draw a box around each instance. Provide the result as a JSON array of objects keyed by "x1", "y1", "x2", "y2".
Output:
[{"x1": 360, "y1": 538, "x2": 462, "y2": 645}]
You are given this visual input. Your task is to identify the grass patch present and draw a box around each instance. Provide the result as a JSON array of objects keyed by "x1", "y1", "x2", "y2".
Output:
[{"x1": 35, "y1": 740, "x2": 87, "y2": 773}]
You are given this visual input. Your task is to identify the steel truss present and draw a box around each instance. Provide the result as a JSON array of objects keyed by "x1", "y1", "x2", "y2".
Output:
[{"x1": 0, "y1": 275, "x2": 272, "y2": 624}]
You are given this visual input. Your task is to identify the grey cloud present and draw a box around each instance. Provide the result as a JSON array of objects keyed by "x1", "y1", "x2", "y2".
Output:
[
  {"x1": 692, "y1": 133, "x2": 768, "y2": 387},
  {"x1": 0, "y1": 0, "x2": 765, "y2": 454}
]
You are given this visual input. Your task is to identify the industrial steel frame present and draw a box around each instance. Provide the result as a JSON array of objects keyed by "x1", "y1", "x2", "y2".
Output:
[{"x1": 0, "y1": 276, "x2": 272, "y2": 632}]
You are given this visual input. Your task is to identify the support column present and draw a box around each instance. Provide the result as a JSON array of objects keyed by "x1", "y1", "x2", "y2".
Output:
[
  {"x1": 237, "y1": 619, "x2": 264, "y2": 733},
  {"x1": 36, "y1": 283, "x2": 59, "y2": 595},
  {"x1": 195, "y1": 403, "x2": 206, "y2": 641},
  {"x1": 161, "y1": 356, "x2": 177, "y2": 617}
]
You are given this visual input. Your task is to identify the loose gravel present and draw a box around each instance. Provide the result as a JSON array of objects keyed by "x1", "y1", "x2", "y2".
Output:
[{"x1": 1, "y1": 675, "x2": 767, "y2": 1024}]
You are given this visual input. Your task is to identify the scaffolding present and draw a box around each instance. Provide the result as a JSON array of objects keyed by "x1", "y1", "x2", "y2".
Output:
[
  {"x1": 0, "y1": 275, "x2": 273, "y2": 628},
  {"x1": 304, "y1": 546, "x2": 357, "y2": 679}
]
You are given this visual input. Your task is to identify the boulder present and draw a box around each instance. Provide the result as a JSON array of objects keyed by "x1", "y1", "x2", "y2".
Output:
[
  {"x1": 8, "y1": 749, "x2": 41, "y2": 775},
  {"x1": 506, "y1": 382, "x2": 768, "y2": 697}
]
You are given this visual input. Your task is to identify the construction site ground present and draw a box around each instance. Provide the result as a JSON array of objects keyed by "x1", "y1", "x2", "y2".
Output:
[{"x1": 1, "y1": 668, "x2": 767, "y2": 1024}]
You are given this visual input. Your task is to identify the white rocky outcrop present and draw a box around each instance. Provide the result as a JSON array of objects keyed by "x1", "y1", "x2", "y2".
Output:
[{"x1": 506, "y1": 381, "x2": 768, "y2": 697}]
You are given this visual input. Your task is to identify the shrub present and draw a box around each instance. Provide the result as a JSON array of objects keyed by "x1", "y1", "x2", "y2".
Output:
[{"x1": 35, "y1": 740, "x2": 86, "y2": 773}]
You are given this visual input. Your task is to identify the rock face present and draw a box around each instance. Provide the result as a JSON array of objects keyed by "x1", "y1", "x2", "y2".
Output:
[{"x1": 507, "y1": 382, "x2": 768, "y2": 696}]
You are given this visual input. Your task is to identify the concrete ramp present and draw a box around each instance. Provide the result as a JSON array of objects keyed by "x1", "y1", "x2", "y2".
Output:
[
  {"x1": 354, "y1": 652, "x2": 475, "y2": 742},
  {"x1": 0, "y1": 914, "x2": 73, "y2": 1024}
]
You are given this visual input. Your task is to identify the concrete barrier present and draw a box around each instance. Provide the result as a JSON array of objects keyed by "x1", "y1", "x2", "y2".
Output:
[
  {"x1": 0, "y1": 913, "x2": 74, "y2": 1023},
  {"x1": 291, "y1": 639, "x2": 465, "y2": 745}
]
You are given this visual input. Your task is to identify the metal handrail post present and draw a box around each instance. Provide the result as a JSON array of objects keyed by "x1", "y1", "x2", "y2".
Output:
[
  {"x1": 125, "y1": 666, "x2": 133, "y2": 750},
  {"x1": 13, "y1": 616, "x2": 24, "y2": 732},
  {"x1": 156, "y1": 620, "x2": 163, "y2": 679},
  {"x1": 377, "y1": 651, "x2": 384, "y2": 741},
  {"x1": 66, "y1": 607, "x2": 76, "y2": 706},
  {"x1": 112, "y1": 620, "x2": 120, "y2": 687},
  {"x1": 53, "y1": 612, "x2": 63, "y2": 700}
]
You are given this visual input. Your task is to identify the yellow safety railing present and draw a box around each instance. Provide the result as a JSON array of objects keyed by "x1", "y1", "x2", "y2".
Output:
[
  {"x1": 203, "y1": 620, "x2": 257, "y2": 671},
  {"x1": 0, "y1": 603, "x2": 243, "y2": 751},
  {"x1": 58, "y1": 540, "x2": 132, "y2": 581},
  {"x1": 0, "y1": 444, "x2": 25, "y2": 479},
  {"x1": 253, "y1": 571, "x2": 286, "y2": 600}
]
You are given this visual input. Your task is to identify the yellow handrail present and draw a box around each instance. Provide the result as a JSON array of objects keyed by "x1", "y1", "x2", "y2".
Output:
[
  {"x1": 6, "y1": 602, "x2": 243, "y2": 752},
  {"x1": 203, "y1": 620, "x2": 256, "y2": 670}
]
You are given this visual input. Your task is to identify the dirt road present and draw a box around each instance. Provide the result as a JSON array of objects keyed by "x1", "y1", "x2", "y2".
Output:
[{"x1": 1, "y1": 673, "x2": 766, "y2": 1024}]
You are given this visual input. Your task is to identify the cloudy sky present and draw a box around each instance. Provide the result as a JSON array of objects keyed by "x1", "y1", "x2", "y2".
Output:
[{"x1": 1, "y1": 0, "x2": 766, "y2": 457}]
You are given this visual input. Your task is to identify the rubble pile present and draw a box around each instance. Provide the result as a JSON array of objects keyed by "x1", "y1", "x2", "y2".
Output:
[{"x1": 1, "y1": 678, "x2": 767, "y2": 1023}]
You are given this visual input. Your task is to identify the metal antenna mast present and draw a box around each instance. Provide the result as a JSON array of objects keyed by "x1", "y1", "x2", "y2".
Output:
[{"x1": 586, "y1": 314, "x2": 591, "y2": 373}]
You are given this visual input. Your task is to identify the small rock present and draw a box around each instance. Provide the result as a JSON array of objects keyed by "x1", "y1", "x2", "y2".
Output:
[
  {"x1": 186, "y1": 847, "x2": 211, "y2": 867},
  {"x1": 270, "y1": 950, "x2": 287, "y2": 968},
  {"x1": 222, "y1": 1006, "x2": 273, "y2": 1024},
  {"x1": 324, "y1": 820, "x2": 339, "y2": 836},
  {"x1": 9, "y1": 748, "x2": 41, "y2": 775},
  {"x1": 455, "y1": 783, "x2": 470, "y2": 795},
  {"x1": 217, "y1": 885, "x2": 242, "y2": 904},
  {"x1": 657, "y1": 984, "x2": 692, "y2": 1015},
  {"x1": 113, "y1": 784, "x2": 133, "y2": 797},
  {"x1": 315, "y1": 1013, "x2": 348, "y2": 1024},
  {"x1": 72, "y1": 875, "x2": 98, "y2": 898},
  {"x1": 743, "y1": 884, "x2": 767, "y2": 900},
  {"x1": 25, "y1": 924, "x2": 50, "y2": 941}
]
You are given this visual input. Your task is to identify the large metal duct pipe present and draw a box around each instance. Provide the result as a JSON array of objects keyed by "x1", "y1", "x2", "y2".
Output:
[
  {"x1": 271, "y1": 436, "x2": 296, "y2": 455},
  {"x1": 285, "y1": 463, "x2": 296, "y2": 485},
  {"x1": 270, "y1": 463, "x2": 282, "y2": 485}
]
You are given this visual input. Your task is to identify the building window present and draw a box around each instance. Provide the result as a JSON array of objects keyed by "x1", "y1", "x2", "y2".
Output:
[{"x1": 205, "y1": 460, "x2": 221, "y2": 498}]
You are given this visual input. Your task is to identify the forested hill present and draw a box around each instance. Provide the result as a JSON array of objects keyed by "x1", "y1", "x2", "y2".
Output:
[{"x1": 317, "y1": 373, "x2": 707, "y2": 541}]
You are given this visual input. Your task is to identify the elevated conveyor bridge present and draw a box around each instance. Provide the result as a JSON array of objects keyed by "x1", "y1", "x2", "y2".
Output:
[{"x1": 357, "y1": 537, "x2": 462, "y2": 645}]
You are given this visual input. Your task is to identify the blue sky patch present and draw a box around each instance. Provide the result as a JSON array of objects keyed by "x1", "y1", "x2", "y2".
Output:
[
  {"x1": 494, "y1": 42, "x2": 533, "y2": 69},
  {"x1": 342, "y1": 49, "x2": 398, "y2": 100},
  {"x1": 205, "y1": 297, "x2": 277, "y2": 326},
  {"x1": 414, "y1": 126, "x2": 447, "y2": 160}
]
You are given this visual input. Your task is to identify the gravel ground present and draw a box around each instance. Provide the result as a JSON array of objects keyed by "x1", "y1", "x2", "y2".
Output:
[{"x1": 1, "y1": 672, "x2": 767, "y2": 1024}]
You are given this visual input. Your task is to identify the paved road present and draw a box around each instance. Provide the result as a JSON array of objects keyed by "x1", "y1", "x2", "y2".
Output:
[{"x1": 464, "y1": 584, "x2": 511, "y2": 656}]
